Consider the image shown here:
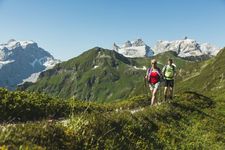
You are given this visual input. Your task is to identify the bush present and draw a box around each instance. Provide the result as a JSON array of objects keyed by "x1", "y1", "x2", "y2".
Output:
[
  {"x1": 0, "y1": 88, "x2": 150, "y2": 123},
  {"x1": 0, "y1": 91, "x2": 224, "y2": 149}
]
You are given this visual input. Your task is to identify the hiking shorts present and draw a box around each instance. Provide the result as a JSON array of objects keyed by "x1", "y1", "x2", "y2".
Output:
[
  {"x1": 164, "y1": 79, "x2": 174, "y2": 88},
  {"x1": 149, "y1": 82, "x2": 160, "y2": 91}
]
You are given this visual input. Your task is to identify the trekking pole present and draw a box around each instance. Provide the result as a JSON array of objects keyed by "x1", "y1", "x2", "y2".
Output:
[
  {"x1": 160, "y1": 77, "x2": 165, "y2": 103},
  {"x1": 173, "y1": 78, "x2": 175, "y2": 99},
  {"x1": 158, "y1": 83, "x2": 160, "y2": 104},
  {"x1": 144, "y1": 57, "x2": 149, "y2": 98},
  {"x1": 159, "y1": 82, "x2": 162, "y2": 103},
  {"x1": 144, "y1": 76, "x2": 149, "y2": 97},
  {"x1": 172, "y1": 64, "x2": 177, "y2": 100}
]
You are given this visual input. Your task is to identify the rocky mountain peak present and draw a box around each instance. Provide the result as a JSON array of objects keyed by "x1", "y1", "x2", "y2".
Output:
[
  {"x1": 123, "y1": 40, "x2": 132, "y2": 48},
  {"x1": 132, "y1": 39, "x2": 145, "y2": 47},
  {"x1": 113, "y1": 39, "x2": 154, "y2": 57},
  {"x1": 0, "y1": 39, "x2": 60, "y2": 89},
  {"x1": 0, "y1": 39, "x2": 36, "y2": 51},
  {"x1": 153, "y1": 38, "x2": 220, "y2": 57}
]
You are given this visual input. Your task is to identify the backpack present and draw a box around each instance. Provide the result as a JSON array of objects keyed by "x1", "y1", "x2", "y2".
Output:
[
  {"x1": 163, "y1": 64, "x2": 175, "y2": 78},
  {"x1": 147, "y1": 67, "x2": 162, "y2": 83}
]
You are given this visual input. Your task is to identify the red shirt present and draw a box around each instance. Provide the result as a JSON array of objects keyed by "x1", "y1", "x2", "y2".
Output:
[{"x1": 150, "y1": 71, "x2": 159, "y2": 84}]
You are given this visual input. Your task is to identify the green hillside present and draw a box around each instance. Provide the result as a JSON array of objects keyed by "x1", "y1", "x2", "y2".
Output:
[
  {"x1": 0, "y1": 88, "x2": 224, "y2": 149},
  {"x1": 1, "y1": 48, "x2": 225, "y2": 149},
  {"x1": 177, "y1": 47, "x2": 225, "y2": 96},
  {"x1": 175, "y1": 47, "x2": 225, "y2": 117},
  {"x1": 19, "y1": 47, "x2": 191, "y2": 102}
]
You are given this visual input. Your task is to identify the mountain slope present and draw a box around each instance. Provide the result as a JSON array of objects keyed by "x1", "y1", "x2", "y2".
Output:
[
  {"x1": 0, "y1": 39, "x2": 60, "y2": 89},
  {"x1": 2, "y1": 48, "x2": 225, "y2": 149},
  {"x1": 20, "y1": 47, "x2": 191, "y2": 102},
  {"x1": 176, "y1": 47, "x2": 225, "y2": 97},
  {"x1": 20, "y1": 47, "x2": 147, "y2": 101}
]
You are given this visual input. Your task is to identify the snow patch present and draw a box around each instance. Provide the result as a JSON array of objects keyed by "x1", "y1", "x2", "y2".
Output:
[
  {"x1": 0, "y1": 60, "x2": 15, "y2": 69},
  {"x1": 22, "y1": 72, "x2": 41, "y2": 83},
  {"x1": 21, "y1": 59, "x2": 60, "y2": 84},
  {"x1": 133, "y1": 66, "x2": 147, "y2": 70},
  {"x1": 93, "y1": 65, "x2": 99, "y2": 69},
  {"x1": 97, "y1": 52, "x2": 112, "y2": 58},
  {"x1": 0, "y1": 39, "x2": 35, "y2": 50},
  {"x1": 43, "y1": 57, "x2": 60, "y2": 69},
  {"x1": 0, "y1": 60, "x2": 15, "y2": 65}
]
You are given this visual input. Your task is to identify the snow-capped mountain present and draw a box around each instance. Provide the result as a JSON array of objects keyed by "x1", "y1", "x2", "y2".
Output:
[
  {"x1": 113, "y1": 39, "x2": 154, "y2": 57},
  {"x1": 153, "y1": 37, "x2": 220, "y2": 57},
  {"x1": 0, "y1": 39, "x2": 60, "y2": 89}
]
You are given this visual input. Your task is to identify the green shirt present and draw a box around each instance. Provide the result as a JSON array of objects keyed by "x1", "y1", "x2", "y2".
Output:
[{"x1": 163, "y1": 65, "x2": 176, "y2": 80}]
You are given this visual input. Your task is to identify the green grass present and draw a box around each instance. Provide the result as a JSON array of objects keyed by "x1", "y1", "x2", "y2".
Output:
[
  {"x1": 19, "y1": 48, "x2": 191, "y2": 102},
  {"x1": 0, "y1": 88, "x2": 151, "y2": 123},
  {"x1": 176, "y1": 47, "x2": 225, "y2": 97},
  {"x1": 0, "y1": 89, "x2": 224, "y2": 149},
  {"x1": 2, "y1": 48, "x2": 225, "y2": 149}
]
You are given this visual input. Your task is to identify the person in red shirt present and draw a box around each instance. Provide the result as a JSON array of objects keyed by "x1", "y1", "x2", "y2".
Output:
[{"x1": 145, "y1": 59, "x2": 162, "y2": 106}]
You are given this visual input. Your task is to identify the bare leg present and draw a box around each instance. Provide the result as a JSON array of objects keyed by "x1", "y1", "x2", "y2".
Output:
[
  {"x1": 149, "y1": 89, "x2": 153, "y2": 104},
  {"x1": 169, "y1": 87, "x2": 173, "y2": 100},
  {"x1": 164, "y1": 87, "x2": 168, "y2": 102},
  {"x1": 151, "y1": 89, "x2": 158, "y2": 106},
  {"x1": 150, "y1": 89, "x2": 154, "y2": 105}
]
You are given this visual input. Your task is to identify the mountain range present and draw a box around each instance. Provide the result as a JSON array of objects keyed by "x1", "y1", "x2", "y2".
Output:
[
  {"x1": 20, "y1": 46, "x2": 194, "y2": 101},
  {"x1": 1, "y1": 39, "x2": 225, "y2": 149},
  {"x1": 20, "y1": 47, "x2": 149, "y2": 101},
  {"x1": 113, "y1": 37, "x2": 219, "y2": 58},
  {"x1": 0, "y1": 37, "x2": 221, "y2": 92},
  {"x1": 20, "y1": 42, "x2": 225, "y2": 102},
  {"x1": 153, "y1": 37, "x2": 220, "y2": 57},
  {"x1": 0, "y1": 39, "x2": 60, "y2": 89}
]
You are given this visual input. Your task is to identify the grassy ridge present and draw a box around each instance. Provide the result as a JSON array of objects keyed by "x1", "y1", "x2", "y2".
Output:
[
  {"x1": 176, "y1": 48, "x2": 225, "y2": 95},
  {"x1": 1, "y1": 48, "x2": 225, "y2": 149},
  {"x1": 20, "y1": 48, "x2": 148, "y2": 101},
  {"x1": 20, "y1": 48, "x2": 191, "y2": 102},
  {"x1": 0, "y1": 90, "x2": 224, "y2": 149},
  {"x1": 0, "y1": 88, "x2": 150, "y2": 123}
]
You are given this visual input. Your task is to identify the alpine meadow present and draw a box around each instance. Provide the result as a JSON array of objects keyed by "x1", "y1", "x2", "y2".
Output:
[{"x1": 0, "y1": 0, "x2": 225, "y2": 149}]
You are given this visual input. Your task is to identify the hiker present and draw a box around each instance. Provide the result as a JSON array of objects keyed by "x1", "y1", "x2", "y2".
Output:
[
  {"x1": 162, "y1": 58, "x2": 176, "y2": 102},
  {"x1": 145, "y1": 59, "x2": 162, "y2": 106}
]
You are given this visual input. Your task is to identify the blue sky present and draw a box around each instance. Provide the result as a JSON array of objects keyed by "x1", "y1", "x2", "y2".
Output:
[{"x1": 0, "y1": 0, "x2": 225, "y2": 60}]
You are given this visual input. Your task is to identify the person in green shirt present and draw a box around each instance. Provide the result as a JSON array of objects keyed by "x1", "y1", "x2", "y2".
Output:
[{"x1": 162, "y1": 58, "x2": 176, "y2": 102}]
